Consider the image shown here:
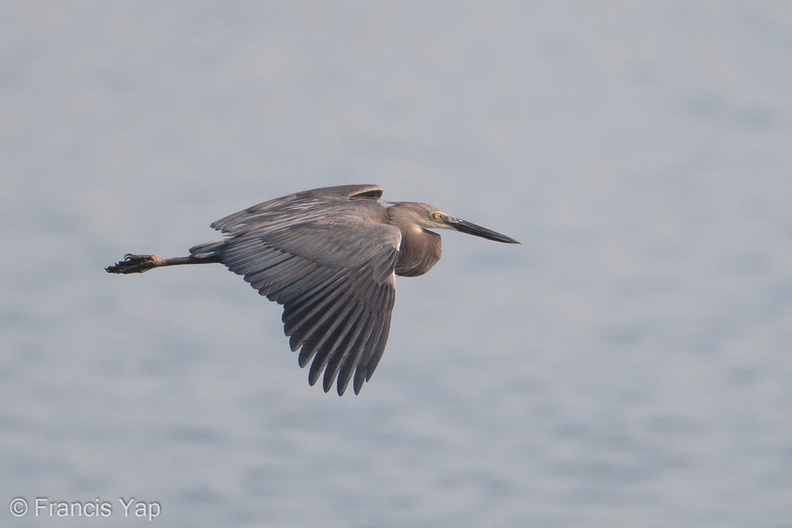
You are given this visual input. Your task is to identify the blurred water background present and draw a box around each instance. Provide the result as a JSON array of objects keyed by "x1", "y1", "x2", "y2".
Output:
[{"x1": 2, "y1": 2, "x2": 791, "y2": 527}]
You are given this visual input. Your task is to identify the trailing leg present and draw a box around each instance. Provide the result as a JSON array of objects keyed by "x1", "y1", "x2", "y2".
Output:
[{"x1": 105, "y1": 253, "x2": 221, "y2": 274}]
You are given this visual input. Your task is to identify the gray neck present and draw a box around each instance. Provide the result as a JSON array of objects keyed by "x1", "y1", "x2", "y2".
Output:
[{"x1": 395, "y1": 227, "x2": 441, "y2": 276}]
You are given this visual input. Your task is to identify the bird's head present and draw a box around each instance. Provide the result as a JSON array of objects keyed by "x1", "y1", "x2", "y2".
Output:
[{"x1": 387, "y1": 202, "x2": 520, "y2": 244}]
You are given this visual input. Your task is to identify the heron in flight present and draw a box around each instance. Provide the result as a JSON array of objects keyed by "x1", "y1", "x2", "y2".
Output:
[{"x1": 107, "y1": 184, "x2": 519, "y2": 395}]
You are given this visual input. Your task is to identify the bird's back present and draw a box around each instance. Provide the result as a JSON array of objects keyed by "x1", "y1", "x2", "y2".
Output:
[{"x1": 210, "y1": 184, "x2": 387, "y2": 235}]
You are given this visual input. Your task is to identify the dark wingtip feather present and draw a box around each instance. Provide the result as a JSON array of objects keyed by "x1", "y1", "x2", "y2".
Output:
[{"x1": 353, "y1": 367, "x2": 366, "y2": 394}]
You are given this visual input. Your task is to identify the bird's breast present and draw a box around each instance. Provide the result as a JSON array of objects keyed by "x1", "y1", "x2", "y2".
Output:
[{"x1": 394, "y1": 229, "x2": 442, "y2": 277}]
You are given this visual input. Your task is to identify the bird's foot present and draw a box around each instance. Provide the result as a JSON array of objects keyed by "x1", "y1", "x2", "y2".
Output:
[{"x1": 105, "y1": 254, "x2": 163, "y2": 274}]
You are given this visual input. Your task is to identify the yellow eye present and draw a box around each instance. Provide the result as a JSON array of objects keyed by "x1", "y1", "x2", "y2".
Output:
[{"x1": 432, "y1": 212, "x2": 443, "y2": 220}]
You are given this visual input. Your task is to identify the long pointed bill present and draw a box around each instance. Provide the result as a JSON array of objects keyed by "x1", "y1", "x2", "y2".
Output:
[{"x1": 449, "y1": 217, "x2": 520, "y2": 244}]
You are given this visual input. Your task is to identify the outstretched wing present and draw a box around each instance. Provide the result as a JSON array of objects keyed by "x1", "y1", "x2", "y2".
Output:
[{"x1": 191, "y1": 185, "x2": 400, "y2": 395}]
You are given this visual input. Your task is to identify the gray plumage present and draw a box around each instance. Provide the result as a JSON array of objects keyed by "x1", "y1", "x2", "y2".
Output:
[{"x1": 107, "y1": 184, "x2": 519, "y2": 395}]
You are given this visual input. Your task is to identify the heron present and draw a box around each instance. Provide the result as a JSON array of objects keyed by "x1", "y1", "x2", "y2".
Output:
[{"x1": 106, "y1": 184, "x2": 519, "y2": 395}]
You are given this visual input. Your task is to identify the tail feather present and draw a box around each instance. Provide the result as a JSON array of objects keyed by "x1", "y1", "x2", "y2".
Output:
[{"x1": 189, "y1": 241, "x2": 225, "y2": 259}]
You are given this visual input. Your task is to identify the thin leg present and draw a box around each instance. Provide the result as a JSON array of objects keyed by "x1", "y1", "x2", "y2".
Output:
[{"x1": 105, "y1": 253, "x2": 221, "y2": 274}]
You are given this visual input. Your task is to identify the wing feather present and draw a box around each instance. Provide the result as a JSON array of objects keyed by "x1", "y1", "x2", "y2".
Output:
[
  {"x1": 192, "y1": 185, "x2": 400, "y2": 394},
  {"x1": 321, "y1": 303, "x2": 367, "y2": 393},
  {"x1": 307, "y1": 296, "x2": 359, "y2": 388}
]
